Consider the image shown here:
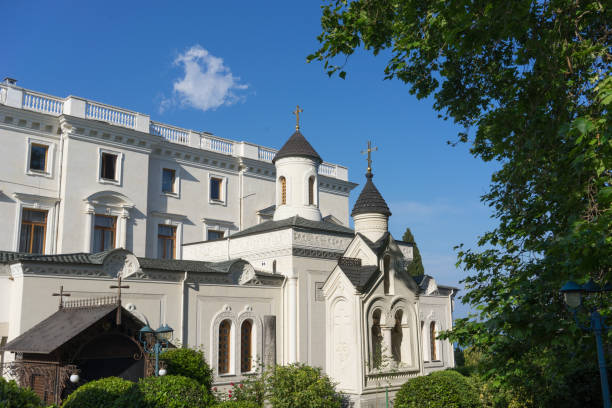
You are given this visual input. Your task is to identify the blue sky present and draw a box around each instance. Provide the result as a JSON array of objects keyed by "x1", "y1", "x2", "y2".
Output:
[{"x1": 2, "y1": 0, "x2": 498, "y2": 318}]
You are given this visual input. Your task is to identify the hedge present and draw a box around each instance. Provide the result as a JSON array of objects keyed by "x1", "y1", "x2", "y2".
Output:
[
  {"x1": 266, "y1": 364, "x2": 342, "y2": 408},
  {"x1": 0, "y1": 377, "x2": 44, "y2": 408},
  {"x1": 214, "y1": 402, "x2": 261, "y2": 408},
  {"x1": 394, "y1": 370, "x2": 481, "y2": 408},
  {"x1": 116, "y1": 375, "x2": 214, "y2": 408},
  {"x1": 160, "y1": 348, "x2": 213, "y2": 390},
  {"x1": 61, "y1": 377, "x2": 133, "y2": 408}
]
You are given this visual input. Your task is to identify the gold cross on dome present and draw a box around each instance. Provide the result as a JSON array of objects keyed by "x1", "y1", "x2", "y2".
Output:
[
  {"x1": 361, "y1": 141, "x2": 378, "y2": 174},
  {"x1": 292, "y1": 105, "x2": 303, "y2": 130},
  {"x1": 52, "y1": 285, "x2": 71, "y2": 309}
]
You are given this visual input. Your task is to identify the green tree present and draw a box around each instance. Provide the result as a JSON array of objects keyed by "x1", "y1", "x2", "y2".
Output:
[
  {"x1": 0, "y1": 377, "x2": 44, "y2": 408},
  {"x1": 309, "y1": 1, "x2": 611, "y2": 406},
  {"x1": 402, "y1": 227, "x2": 424, "y2": 276}
]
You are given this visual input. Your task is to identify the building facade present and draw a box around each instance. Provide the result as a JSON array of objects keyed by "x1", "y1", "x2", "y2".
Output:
[
  {"x1": 0, "y1": 79, "x2": 355, "y2": 258},
  {"x1": 0, "y1": 80, "x2": 457, "y2": 407}
]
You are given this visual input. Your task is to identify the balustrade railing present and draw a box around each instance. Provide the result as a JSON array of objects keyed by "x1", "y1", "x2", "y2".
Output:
[
  {"x1": 0, "y1": 85, "x2": 348, "y2": 179},
  {"x1": 150, "y1": 122, "x2": 190, "y2": 145},
  {"x1": 22, "y1": 91, "x2": 64, "y2": 116},
  {"x1": 319, "y1": 163, "x2": 337, "y2": 177},
  {"x1": 258, "y1": 146, "x2": 277, "y2": 162},
  {"x1": 86, "y1": 101, "x2": 135, "y2": 128},
  {"x1": 202, "y1": 135, "x2": 234, "y2": 155}
]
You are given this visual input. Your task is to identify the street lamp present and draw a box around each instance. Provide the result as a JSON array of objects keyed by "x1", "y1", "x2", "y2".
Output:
[
  {"x1": 139, "y1": 324, "x2": 174, "y2": 377},
  {"x1": 560, "y1": 279, "x2": 611, "y2": 408}
]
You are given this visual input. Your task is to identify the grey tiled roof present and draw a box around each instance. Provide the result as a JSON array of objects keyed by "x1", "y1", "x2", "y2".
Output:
[
  {"x1": 137, "y1": 258, "x2": 234, "y2": 273},
  {"x1": 0, "y1": 250, "x2": 113, "y2": 265},
  {"x1": 272, "y1": 130, "x2": 322, "y2": 163},
  {"x1": 2, "y1": 304, "x2": 118, "y2": 354},
  {"x1": 357, "y1": 232, "x2": 391, "y2": 256},
  {"x1": 228, "y1": 215, "x2": 354, "y2": 239},
  {"x1": 340, "y1": 264, "x2": 379, "y2": 291},
  {"x1": 351, "y1": 173, "x2": 391, "y2": 217}
]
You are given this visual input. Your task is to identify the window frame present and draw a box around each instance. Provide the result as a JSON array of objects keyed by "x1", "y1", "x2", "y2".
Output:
[
  {"x1": 240, "y1": 319, "x2": 253, "y2": 373},
  {"x1": 207, "y1": 173, "x2": 228, "y2": 205},
  {"x1": 97, "y1": 148, "x2": 123, "y2": 186},
  {"x1": 157, "y1": 224, "x2": 177, "y2": 259},
  {"x1": 218, "y1": 319, "x2": 232, "y2": 375},
  {"x1": 25, "y1": 138, "x2": 54, "y2": 178},
  {"x1": 19, "y1": 208, "x2": 48, "y2": 254},
  {"x1": 93, "y1": 214, "x2": 117, "y2": 252},
  {"x1": 13, "y1": 193, "x2": 59, "y2": 254},
  {"x1": 207, "y1": 229, "x2": 225, "y2": 241},
  {"x1": 160, "y1": 164, "x2": 181, "y2": 197},
  {"x1": 279, "y1": 176, "x2": 287, "y2": 205}
]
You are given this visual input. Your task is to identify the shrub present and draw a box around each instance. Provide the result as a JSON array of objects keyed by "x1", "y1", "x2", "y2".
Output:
[
  {"x1": 266, "y1": 363, "x2": 342, "y2": 408},
  {"x1": 117, "y1": 375, "x2": 214, "y2": 408},
  {"x1": 229, "y1": 374, "x2": 266, "y2": 405},
  {"x1": 0, "y1": 377, "x2": 44, "y2": 408},
  {"x1": 160, "y1": 348, "x2": 213, "y2": 390},
  {"x1": 394, "y1": 370, "x2": 481, "y2": 408},
  {"x1": 61, "y1": 377, "x2": 132, "y2": 408},
  {"x1": 214, "y1": 402, "x2": 261, "y2": 408}
]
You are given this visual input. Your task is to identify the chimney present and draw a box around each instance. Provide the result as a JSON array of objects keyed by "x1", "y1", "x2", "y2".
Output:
[{"x1": 3, "y1": 78, "x2": 17, "y2": 86}]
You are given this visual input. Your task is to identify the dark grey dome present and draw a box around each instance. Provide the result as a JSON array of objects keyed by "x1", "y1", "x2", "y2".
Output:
[
  {"x1": 351, "y1": 173, "x2": 391, "y2": 217},
  {"x1": 272, "y1": 130, "x2": 322, "y2": 164}
]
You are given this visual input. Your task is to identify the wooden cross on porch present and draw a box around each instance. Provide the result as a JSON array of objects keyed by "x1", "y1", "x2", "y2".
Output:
[
  {"x1": 52, "y1": 285, "x2": 71, "y2": 310},
  {"x1": 361, "y1": 140, "x2": 378, "y2": 174},
  {"x1": 292, "y1": 105, "x2": 303, "y2": 130},
  {"x1": 110, "y1": 275, "x2": 129, "y2": 325}
]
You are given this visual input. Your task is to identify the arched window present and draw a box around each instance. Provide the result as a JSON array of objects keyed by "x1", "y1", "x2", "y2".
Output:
[
  {"x1": 218, "y1": 320, "x2": 231, "y2": 374},
  {"x1": 280, "y1": 177, "x2": 287, "y2": 205},
  {"x1": 241, "y1": 320, "x2": 253, "y2": 372},
  {"x1": 371, "y1": 309, "x2": 382, "y2": 368},
  {"x1": 308, "y1": 176, "x2": 315, "y2": 205},
  {"x1": 383, "y1": 255, "x2": 391, "y2": 294},
  {"x1": 430, "y1": 321, "x2": 437, "y2": 361},
  {"x1": 391, "y1": 310, "x2": 403, "y2": 363}
]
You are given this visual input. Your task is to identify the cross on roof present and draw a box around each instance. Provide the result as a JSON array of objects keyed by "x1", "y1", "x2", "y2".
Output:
[
  {"x1": 110, "y1": 275, "x2": 129, "y2": 325},
  {"x1": 292, "y1": 105, "x2": 303, "y2": 130},
  {"x1": 52, "y1": 285, "x2": 71, "y2": 309},
  {"x1": 361, "y1": 141, "x2": 378, "y2": 174}
]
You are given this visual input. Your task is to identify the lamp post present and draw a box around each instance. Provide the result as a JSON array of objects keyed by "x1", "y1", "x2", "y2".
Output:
[
  {"x1": 560, "y1": 279, "x2": 611, "y2": 408},
  {"x1": 139, "y1": 324, "x2": 174, "y2": 377}
]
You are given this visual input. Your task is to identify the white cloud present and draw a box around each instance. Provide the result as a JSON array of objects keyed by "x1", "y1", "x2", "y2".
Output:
[{"x1": 161, "y1": 45, "x2": 248, "y2": 112}]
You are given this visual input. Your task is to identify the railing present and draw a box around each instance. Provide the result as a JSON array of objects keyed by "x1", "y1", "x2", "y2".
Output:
[
  {"x1": 0, "y1": 85, "x2": 349, "y2": 179},
  {"x1": 319, "y1": 163, "x2": 337, "y2": 177},
  {"x1": 202, "y1": 135, "x2": 234, "y2": 155},
  {"x1": 63, "y1": 296, "x2": 118, "y2": 308},
  {"x1": 22, "y1": 90, "x2": 64, "y2": 116},
  {"x1": 258, "y1": 146, "x2": 277, "y2": 162},
  {"x1": 150, "y1": 122, "x2": 190, "y2": 145},
  {"x1": 86, "y1": 101, "x2": 135, "y2": 128}
]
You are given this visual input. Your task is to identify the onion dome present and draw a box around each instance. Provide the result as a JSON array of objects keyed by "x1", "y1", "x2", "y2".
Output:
[
  {"x1": 272, "y1": 130, "x2": 322, "y2": 164},
  {"x1": 351, "y1": 173, "x2": 391, "y2": 217}
]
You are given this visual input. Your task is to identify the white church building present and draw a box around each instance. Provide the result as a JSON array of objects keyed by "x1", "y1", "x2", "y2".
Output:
[{"x1": 0, "y1": 79, "x2": 457, "y2": 407}]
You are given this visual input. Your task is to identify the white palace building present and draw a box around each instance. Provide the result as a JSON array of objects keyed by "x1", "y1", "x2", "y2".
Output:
[{"x1": 0, "y1": 78, "x2": 457, "y2": 407}]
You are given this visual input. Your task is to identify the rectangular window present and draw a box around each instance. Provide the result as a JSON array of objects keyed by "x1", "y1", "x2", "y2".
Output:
[
  {"x1": 158, "y1": 225, "x2": 176, "y2": 259},
  {"x1": 93, "y1": 215, "x2": 116, "y2": 252},
  {"x1": 207, "y1": 230, "x2": 224, "y2": 241},
  {"x1": 19, "y1": 209, "x2": 47, "y2": 254},
  {"x1": 29, "y1": 144, "x2": 48, "y2": 172},
  {"x1": 100, "y1": 153, "x2": 118, "y2": 180},
  {"x1": 210, "y1": 177, "x2": 222, "y2": 200},
  {"x1": 162, "y1": 168, "x2": 176, "y2": 193},
  {"x1": 0, "y1": 336, "x2": 7, "y2": 367}
]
